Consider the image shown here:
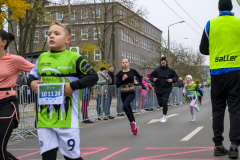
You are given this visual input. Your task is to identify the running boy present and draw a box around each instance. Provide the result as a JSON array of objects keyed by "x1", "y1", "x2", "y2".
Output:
[
  {"x1": 27, "y1": 22, "x2": 98, "y2": 160},
  {"x1": 183, "y1": 75, "x2": 203, "y2": 122}
]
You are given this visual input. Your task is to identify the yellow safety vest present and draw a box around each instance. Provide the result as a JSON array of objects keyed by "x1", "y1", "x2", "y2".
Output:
[{"x1": 209, "y1": 15, "x2": 240, "y2": 69}]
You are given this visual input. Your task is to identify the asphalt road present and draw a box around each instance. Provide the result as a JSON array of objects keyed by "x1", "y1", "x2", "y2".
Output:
[{"x1": 8, "y1": 98, "x2": 233, "y2": 160}]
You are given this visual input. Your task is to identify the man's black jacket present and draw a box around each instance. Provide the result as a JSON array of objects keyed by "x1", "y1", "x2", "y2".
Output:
[{"x1": 150, "y1": 65, "x2": 178, "y2": 94}]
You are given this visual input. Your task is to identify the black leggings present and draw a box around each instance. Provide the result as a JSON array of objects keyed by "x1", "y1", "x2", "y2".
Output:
[
  {"x1": 0, "y1": 115, "x2": 18, "y2": 160},
  {"x1": 121, "y1": 91, "x2": 135, "y2": 122},
  {"x1": 156, "y1": 93, "x2": 170, "y2": 115},
  {"x1": 42, "y1": 148, "x2": 83, "y2": 160},
  {"x1": 0, "y1": 97, "x2": 19, "y2": 160},
  {"x1": 198, "y1": 96, "x2": 202, "y2": 104}
]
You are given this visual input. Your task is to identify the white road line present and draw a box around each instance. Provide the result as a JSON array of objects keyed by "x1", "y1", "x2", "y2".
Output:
[
  {"x1": 148, "y1": 114, "x2": 179, "y2": 124},
  {"x1": 210, "y1": 117, "x2": 212, "y2": 119},
  {"x1": 181, "y1": 127, "x2": 204, "y2": 141}
]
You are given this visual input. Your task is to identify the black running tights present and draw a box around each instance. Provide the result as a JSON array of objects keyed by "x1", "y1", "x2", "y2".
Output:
[
  {"x1": 121, "y1": 91, "x2": 135, "y2": 122},
  {"x1": 0, "y1": 116, "x2": 18, "y2": 160},
  {"x1": 42, "y1": 148, "x2": 83, "y2": 160}
]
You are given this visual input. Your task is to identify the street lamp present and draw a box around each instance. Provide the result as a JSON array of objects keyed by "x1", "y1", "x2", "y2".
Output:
[{"x1": 168, "y1": 21, "x2": 185, "y2": 55}]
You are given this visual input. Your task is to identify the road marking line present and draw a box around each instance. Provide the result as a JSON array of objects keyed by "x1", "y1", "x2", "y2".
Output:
[
  {"x1": 210, "y1": 117, "x2": 212, "y2": 119},
  {"x1": 181, "y1": 127, "x2": 204, "y2": 141},
  {"x1": 148, "y1": 114, "x2": 179, "y2": 124}
]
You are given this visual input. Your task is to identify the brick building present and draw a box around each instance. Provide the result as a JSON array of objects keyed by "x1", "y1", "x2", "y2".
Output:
[{"x1": 9, "y1": 2, "x2": 162, "y2": 76}]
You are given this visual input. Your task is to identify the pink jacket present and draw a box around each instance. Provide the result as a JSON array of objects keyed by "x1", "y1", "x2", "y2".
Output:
[
  {"x1": 141, "y1": 80, "x2": 149, "y2": 97},
  {"x1": 0, "y1": 53, "x2": 34, "y2": 100}
]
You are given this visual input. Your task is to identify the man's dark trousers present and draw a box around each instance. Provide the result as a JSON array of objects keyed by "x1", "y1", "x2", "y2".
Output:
[{"x1": 211, "y1": 70, "x2": 240, "y2": 146}]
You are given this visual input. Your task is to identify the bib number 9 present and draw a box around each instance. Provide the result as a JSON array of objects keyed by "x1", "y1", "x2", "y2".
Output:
[{"x1": 67, "y1": 139, "x2": 75, "y2": 151}]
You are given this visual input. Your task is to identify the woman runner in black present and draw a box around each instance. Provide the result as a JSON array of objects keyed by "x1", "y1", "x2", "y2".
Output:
[{"x1": 116, "y1": 59, "x2": 142, "y2": 135}]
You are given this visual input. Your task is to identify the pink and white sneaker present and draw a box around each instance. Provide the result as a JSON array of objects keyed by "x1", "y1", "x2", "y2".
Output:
[
  {"x1": 133, "y1": 126, "x2": 139, "y2": 135},
  {"x1": 130, "y1": 122, "x2": 136, "y2": 132}
]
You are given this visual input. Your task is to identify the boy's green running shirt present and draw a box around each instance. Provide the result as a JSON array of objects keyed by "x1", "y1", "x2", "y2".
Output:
[{"x1": 30, "y1": 50, "x2": 97, "y2": 128}]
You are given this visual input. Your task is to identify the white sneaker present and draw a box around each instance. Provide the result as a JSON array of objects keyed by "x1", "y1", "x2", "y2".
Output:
[{"x1": 161, "y1": 118, "x2": 167, "y2": 123}]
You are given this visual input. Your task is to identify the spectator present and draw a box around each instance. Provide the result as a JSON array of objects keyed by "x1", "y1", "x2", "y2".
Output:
[
  {"x1": 93, "y1": 67, "x2": 112, "y2": 120},
  {"x1": 197, "y1": 84, "x2": 204, "y2": 105},
  {"x1": 138, "y1": 77, "x2": 149, "y2": 111},
  {"x1": 81, "y1": 87, "x2": 94, "y2": 123},
  {"x1": 106, "y1": 65, "x2": 115, "y2": 119}
]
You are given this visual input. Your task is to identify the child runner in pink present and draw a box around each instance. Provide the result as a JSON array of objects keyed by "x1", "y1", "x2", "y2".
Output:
[{"x1": 183, "y1": 75, "x2": 203, "y2": 122}]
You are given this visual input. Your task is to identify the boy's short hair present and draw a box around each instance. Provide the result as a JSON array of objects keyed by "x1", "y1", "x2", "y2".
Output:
[
  {"x1": 109, "y1": 65, "x2": 114, "y2": 68},
  {"x1": 50, "y1": 21, "x2": 71, "y2": 36}
]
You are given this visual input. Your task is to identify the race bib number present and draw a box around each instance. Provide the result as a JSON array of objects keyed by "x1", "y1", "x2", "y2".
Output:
[
  {"x1": 186, "y1": 91, "x2": 194, "y2": 98},
  {"x1": 38, "y1": 83, "x2": 64, "y2": 105}
]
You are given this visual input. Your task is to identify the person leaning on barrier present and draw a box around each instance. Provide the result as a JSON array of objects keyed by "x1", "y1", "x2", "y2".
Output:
[
  {"x1": 106, "y1": 65, "x2": 115, "y2": 119},
  {"x1": 0, "y1": 30, "x2": 34, "y2": 160},
  {"x1": 94, "y1": 67, "x2": 112, "y2": 120},
  {"x1": 200, "y1": 0, "x2": 240, "y2": 158},
  {"x1": 150, "y1": 56, "x2": 178, "y2": 123}
]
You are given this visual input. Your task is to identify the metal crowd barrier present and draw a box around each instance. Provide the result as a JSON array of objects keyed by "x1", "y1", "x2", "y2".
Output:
[{"x1": 12, "y1": 84, "x2": 211, "y2": 140}]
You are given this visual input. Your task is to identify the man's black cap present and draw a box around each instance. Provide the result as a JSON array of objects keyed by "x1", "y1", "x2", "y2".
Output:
[
  {"x1": 219, "y1": 0, "x2": 233, "y2": 11},
  {"x1": 100, "y1": 67, "x2": 107, "y2": 71},
  {"x1": 161, "y1": 56, "x2": 168, "y2": 62}
]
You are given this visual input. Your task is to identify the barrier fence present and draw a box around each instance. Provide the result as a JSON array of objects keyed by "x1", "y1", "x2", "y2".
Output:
[{"x1": 12, "y1": 85, "x2": 211, "y2": 140}]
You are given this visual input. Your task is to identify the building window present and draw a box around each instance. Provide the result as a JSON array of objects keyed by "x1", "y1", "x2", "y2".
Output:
[
  {"x1": 71, "y1": 11, "x2": 75, "y2": 20},
  {"x1": 45, "y1": 12, "x2": 51, "y2": 21},
  {"x1": 122, "y1": 49, "x2": 124, "y2": 59},
  {"x1": 94, "y1": 27, "x2": 100, "y2": 40},
  {"x1": 81, "y1": 51, "x2": 88, "y2": 59},
  {"x1": 94, "y1": 49, "x2": 101, "y2": 61},
  {"x1": 81, "y1": 28, "x2": 88, "y2": 40},
  {"x1": 71, "y1": 29, "x2": 75, "y2": 41},
  {"x1": 93, "y1": 9, "x2": 100, "y2": 18},
  {"x1": 56, "y1": 12, "x2": 63, "y2": 21},
  {"x1": 121, "y1": 29, "x2": 123, "y2": 41},
  {"x1": 120, "y1": 10, "x2": 123, "y2": 20},
  {"x1": 81, "y1": 10, "x2": 88, "y2": 19},
  {"x1": 126, "y1": 31, "x2": 129, "y2": 43},
  {"x1": 17, "y1": 25, "x2": 20, "y2": 36},
  {"x1": 44, "y1": 30, "x2": 48, "y2": 41},
  {"x1": 17, "y1": 45, "x2": 19, "y2": 52},
  {"x1": 34, "y1": 31, "x2": 39, "y2": 43}
]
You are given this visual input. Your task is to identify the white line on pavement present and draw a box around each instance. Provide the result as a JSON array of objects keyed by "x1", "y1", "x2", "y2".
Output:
[
  {"x1": 210, "y1": 117, "x2": 212, "y2": 119},
  {"x1": 148, "y1": 114, "x2": 179, "y2": 124},
  {"x1": 181, "y1": 127, "x2": 204, "y2": 141}
]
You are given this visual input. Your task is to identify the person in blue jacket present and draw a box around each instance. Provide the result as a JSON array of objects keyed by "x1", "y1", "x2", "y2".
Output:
[{"x1": 197, "y1": 84, "x2": 204, "y2": 105}]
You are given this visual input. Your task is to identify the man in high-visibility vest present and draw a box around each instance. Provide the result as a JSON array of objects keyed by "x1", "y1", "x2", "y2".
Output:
[{"x1": 200, "y1": 0, "x2": 240, "y2": 158}]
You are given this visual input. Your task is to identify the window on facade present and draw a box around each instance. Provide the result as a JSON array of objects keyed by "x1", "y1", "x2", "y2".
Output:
[
  {"x1": 71, "y1": 11, "x2": 75, "y2": 20},
  {"x1": 81, "y1": 28, "x2": 88, "y2": 40},
  {"x1": 81, "y1": 10, "x2": 88, "y2": 19},
  {"x1": 120, "y1": 10, "x2": 123, "y2": 20},
  {"x1": 17, "y1": 45, "x2": 19, "y2": 52},
  {"x1": 34, "y1": 31, "x2": 39, "y2": 43},
  {"x1": 94, "y1": 27, "x2": 100, "y2": 40},
  {"x1": 122, "y1": 49, "x2": 124, "y2": 59},
  {"x1": 45, "y1": 12, "x2": 51, "y2": 21},
  {"x1": 81, "y1": 51, "x2": 88, "y2": 59},
  {"x1": 17, "y1": 25, "x2": 20, "y2": 36},
  {"x1": 124, "y1": 50, "x2": 127, "y2": 58},
  {"x1": 121, "y1": 29, "x2": 124, "y2": 41},
  {"x1": 126, "y1": 31, "x2": 129, "y2": 43},
  {"x1": 45, "y1": 30, "x2": 48, "y2": 41},
  {"x1": 71, "y1": 29, "x2": 75, "y2": 41},
  {"x1": 93, "y1": 9, "x2": 100, "y2": 18},
  {"x1": 94, "y1": 49, "x2": 101, "y2": 61},
  {"x1": 56, "y1": 12, "x2": 63, "y2": 21}
]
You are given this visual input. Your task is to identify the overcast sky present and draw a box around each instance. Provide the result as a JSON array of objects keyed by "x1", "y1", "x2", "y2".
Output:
[{"x1": 137, "y1": 0, "x2": 240, "y2": 65}]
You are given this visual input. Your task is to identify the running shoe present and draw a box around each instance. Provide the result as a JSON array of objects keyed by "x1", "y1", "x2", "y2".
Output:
[
  {"x1": 130, "y1": 122, "x2": 136, "y2": 132},
  {"x1": 195, "y1": 105, "x2": 200, "y2": 112},
  {"x1": 133, "y1": 126, "x2": 139, "y2": 135},
  {"x1": 161, "y1": 118, "x2": 167, "y2": 123},
  {"x1": 214, "y1": 146, "x2": 228, "y2": 156},
  {"x1": 191, "y1": 116, "x2": 196, "y2": 122},
  {"x1": 229, "y1": 146, "x2": 238, "y2": 158}
]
